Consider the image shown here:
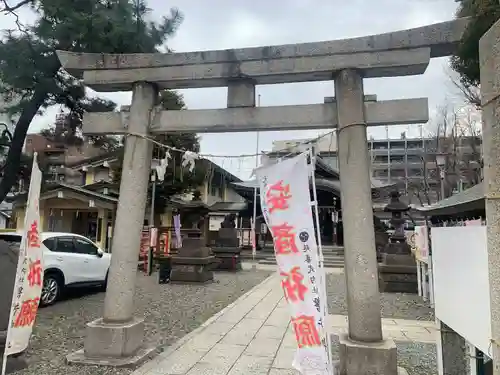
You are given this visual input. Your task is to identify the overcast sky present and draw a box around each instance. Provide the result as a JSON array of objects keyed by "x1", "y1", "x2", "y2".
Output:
[{"x1": 2, "y1": 0, "x2": 471, "y2": 178}]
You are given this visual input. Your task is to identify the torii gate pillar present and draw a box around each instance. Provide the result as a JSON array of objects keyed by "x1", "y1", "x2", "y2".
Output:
[
  {"x1": 334, "y1": 69, "x2": 399, "y2": 375},
  {"x1": 67, "y1": 82, "x2": 157, "y2": 365},
  {"x1": 480, "y1": 19, "x2": 500, "y2": 375}
]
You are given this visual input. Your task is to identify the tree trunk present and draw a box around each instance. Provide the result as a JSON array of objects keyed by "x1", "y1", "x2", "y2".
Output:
[{"x1": 0, "y1": 87, "x2": 50, "y2": 202}]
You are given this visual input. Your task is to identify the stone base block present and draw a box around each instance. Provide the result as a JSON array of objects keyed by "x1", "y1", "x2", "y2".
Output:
[
  {"x1": 170, "y1": 262, "x2": 214, "y2": 283},
  {"x1": 332, "y1": 361, "x2": 408, "y2": 375},
  {"x1": 337, "y1": 334, "x2": 400, "y2": 375},
  {"x1": 379, "y1": 267, "x2": 418, "y2": 294},
  {"x1": 378, "y1": 255, "x2": 418, "y2": 294},
  {"x1": 212, "y1": 251, "x2": 242, "y2": 271},
  {"x1": 66, "y1": 317, "x2": 154, "y2": 367}
]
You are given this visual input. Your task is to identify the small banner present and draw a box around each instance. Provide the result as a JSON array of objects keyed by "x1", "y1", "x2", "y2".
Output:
[
  {"x1": 256, "y1": 153, "x2": 332, "y2": 375},
  {"x1": 173, "y1": 214, "x2": 182, "y2": 248},
  {"x1": 4, "y1": 155, "x2": 43, "y2": 359},
  {"x1": 413, "y1": 225, "x2": 429, "y2": 264},
  {"x1": 465, "y1": 219, "x2": 482, "y2": 226}
]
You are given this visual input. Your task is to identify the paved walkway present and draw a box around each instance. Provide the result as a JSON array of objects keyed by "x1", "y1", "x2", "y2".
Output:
[{"x1": 133, "y1": 270, "x2": 437, "y2": 375}]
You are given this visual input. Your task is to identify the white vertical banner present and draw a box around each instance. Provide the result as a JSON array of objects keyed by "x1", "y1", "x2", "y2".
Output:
[
  {"x1": 3, "y1": 155, "x2": 44, "y2": 371},
  {"x1": 256, "y1": 153, "x2": 332, "y2": 375}
]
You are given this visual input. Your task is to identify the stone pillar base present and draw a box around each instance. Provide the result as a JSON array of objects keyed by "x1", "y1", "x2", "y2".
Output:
[
  {"x1": 66, "y1": 317, "x2": 155, "y2": 367},
  {"x1": 336, "y1": 334, "x2": 405, "y2": 375}
]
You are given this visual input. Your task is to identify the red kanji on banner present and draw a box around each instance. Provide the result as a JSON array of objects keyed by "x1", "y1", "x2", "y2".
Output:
[
  {"x1": 13, "y1": 298, "x2": 40, "y2": 327},
  {"x1": 266, "y1": 180, "x2": 292, "y2": 213},
  {"x1": 292, "y1": 315, "x2": 322, "y2": 348},
  {"x1": 272, "y1": 223, "x2": 298, "y2": 255},
  {"x1": 27, "y1": 221, "x2": 40, "y2": 248},
  {"x1": 27, "y1": 259, "x2": 43, "y2": 287},
  {"x1": 280, "y1": 266, "x2": 308, "y2": 303}
]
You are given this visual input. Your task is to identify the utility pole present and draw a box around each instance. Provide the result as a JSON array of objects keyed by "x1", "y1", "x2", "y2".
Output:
[
  {"x1": 147, "y1": 170, "x2": 156, "y2": 276},
  {"x1": 386, "y1": 125, "x2": 391, "y2": 183},
  {"x1": 403, "y1": 131, "x2": 408, "y2": 195},
  {"x1": 251, "y1": 94, "x2": 261, "y2": 268}
]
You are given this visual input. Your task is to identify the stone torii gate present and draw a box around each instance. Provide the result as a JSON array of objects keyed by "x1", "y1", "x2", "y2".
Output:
[{"x1": 57, "y1": 18, "x2": 467, "y2": 375}]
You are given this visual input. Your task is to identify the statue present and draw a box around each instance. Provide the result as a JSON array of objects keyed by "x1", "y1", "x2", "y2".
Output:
[
  {"x1": 213, "y1": 214, "x2": 241, "y2": 271},
  {"x1": 220, "y1": 214, "x2": 236, "y2": 229}
]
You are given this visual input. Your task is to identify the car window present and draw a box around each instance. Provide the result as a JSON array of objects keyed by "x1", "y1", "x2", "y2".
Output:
[
  {"x1": 42, "y1": 237, "x2": 57, "y2": 251},
  {"x1": 0, "y1": 234, "x2": 22, "y2": 244},
  {"x1": 74, "y1": 237, "x2": 98, "y2": 255},
  {"x1": 0, "y1": 234, "x2": 22, "y2": 253},
  {"x1": 55, "y1": 237, "x2": 75, "y2": 253}
]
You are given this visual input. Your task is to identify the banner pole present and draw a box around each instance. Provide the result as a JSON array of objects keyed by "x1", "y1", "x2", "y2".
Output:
[
  {"x1": 308, "y1": 149, "x2": 334, "y2": 373},
  {"x1": 1, "y1": 353, "x2": 8, "y2": 375}
]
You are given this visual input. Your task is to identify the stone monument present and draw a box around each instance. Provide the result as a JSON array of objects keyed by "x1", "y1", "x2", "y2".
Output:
[
  {"x1": 378, "y1": 191, "x2": 418, "y2": 294},
  {"x1": 170, "y1": 230, "x2": 216, "y2": 283},
  {"x1": 57, "y1": 17, "x2": 468, "y2": 373},
  {"x1": 0, "y1": 239, "x2": 27, "y2": 373},
  {"x1": 212, "y1": 214, "x2": 242, "y2": 271}
]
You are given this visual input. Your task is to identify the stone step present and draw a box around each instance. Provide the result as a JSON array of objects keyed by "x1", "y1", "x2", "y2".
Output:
[
  {"x1": 241, "y1": 248, "x2": 344, "y2": 256},
  {"x1": 253, "y1": 245, "x2": 344, "y2": 253},
  {"x1": 258, "y1": 259, "x2": 345, "y2": 268}
]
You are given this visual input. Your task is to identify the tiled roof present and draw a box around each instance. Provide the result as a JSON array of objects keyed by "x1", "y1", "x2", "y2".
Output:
[
  {"x1": 416, "y1": 182, "x2": 484, "y2": 215},
  {"x1": 209, "y1": 201, "x2": 248, "y2": 212},
  {"x1": 49, "y1": 182, "x2": 118, "y2": 203}
]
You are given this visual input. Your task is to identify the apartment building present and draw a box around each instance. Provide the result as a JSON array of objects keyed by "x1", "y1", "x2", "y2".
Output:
[
  {"x1": 268, "y1": 131, "x2": 482, "y2": 204},
  {"x1": 369, "y1": 133, "x2": 482, "y2": 203}
]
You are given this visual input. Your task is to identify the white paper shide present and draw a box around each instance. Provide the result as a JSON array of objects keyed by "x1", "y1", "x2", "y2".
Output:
[
  {"x1": 4, "y1": 156, "x2": 44, "y2": 358},
  {"x1": 256, "y1": 153, "x2": 332, "y2": 375}
]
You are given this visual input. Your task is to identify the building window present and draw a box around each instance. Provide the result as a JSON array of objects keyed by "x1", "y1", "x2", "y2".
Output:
[{"x1": 210, "y1": 185, "x2": 216, "y2": 197}]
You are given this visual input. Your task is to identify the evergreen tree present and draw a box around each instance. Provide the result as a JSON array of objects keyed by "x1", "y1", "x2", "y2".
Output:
[
  {"x1": 451, "y1": 0, "x2": 500, "y2": 106},
  {"x1": 0, "y1": 0, "x2": 183, "y2": 201}
]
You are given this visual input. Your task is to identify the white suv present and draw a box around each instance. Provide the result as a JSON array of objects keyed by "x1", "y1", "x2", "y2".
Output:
[{"x1": 0, "y1": 232, "x2": 111, "y2": 306}]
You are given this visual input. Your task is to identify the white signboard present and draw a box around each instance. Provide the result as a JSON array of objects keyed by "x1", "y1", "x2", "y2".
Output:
[
  {"x1": 256, "y1": 153, "x2": 332, "y2": 375},
  {"x1": 208, "y1": 215, "x2": 224, "y2": 231},
  {"x1": 432, "y1": 226, "x2": 491, "y2": 355},
  {"x1": 3, "y1": 156, "x2": 43, "y2": 364}
]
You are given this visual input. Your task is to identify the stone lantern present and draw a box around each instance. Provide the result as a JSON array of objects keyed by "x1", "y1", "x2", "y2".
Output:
[
  {"x1": 169, "y1": 196, "x2": 217, "y2": 283},
  {"x1": 378, "y1": 190, "x2": 417, "y2": 294},
  {"x1": 385, "y1": 191, "x2": 411, "y2": 250}
]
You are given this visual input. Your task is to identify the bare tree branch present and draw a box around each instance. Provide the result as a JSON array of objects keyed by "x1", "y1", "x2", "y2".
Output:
[
  {"x1": 0, "y1": 0, "x2": 32, "y2": 13},
  {"x1": 426, "y1": 103, "x2": 482, "y2": 199}
]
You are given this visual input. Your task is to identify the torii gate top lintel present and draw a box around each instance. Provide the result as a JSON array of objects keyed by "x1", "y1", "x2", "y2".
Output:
[{"x1": 56, "y1": 18, "x2": 468, "y2": 93}]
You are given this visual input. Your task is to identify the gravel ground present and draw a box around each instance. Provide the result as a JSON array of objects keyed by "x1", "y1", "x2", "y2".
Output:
[
  {"x1": 330, "y1": 335, "x2": 437, "y2": 375},
  {"x1": 15, "y1": 270, "x2": 271, "y2": 375},
  {"x1": 326, "y1": 273, "x2": 435, "y2": 321}
]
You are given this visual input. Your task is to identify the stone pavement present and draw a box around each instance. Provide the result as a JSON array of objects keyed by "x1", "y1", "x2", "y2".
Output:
[{"x1": 133, "y1": 271, "x2": 437, "y2": 375}]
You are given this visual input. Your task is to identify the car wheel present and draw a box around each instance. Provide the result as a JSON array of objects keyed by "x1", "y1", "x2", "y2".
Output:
[{"x1": 41, "y1": 273, "x2": 62, "y2": 306}]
